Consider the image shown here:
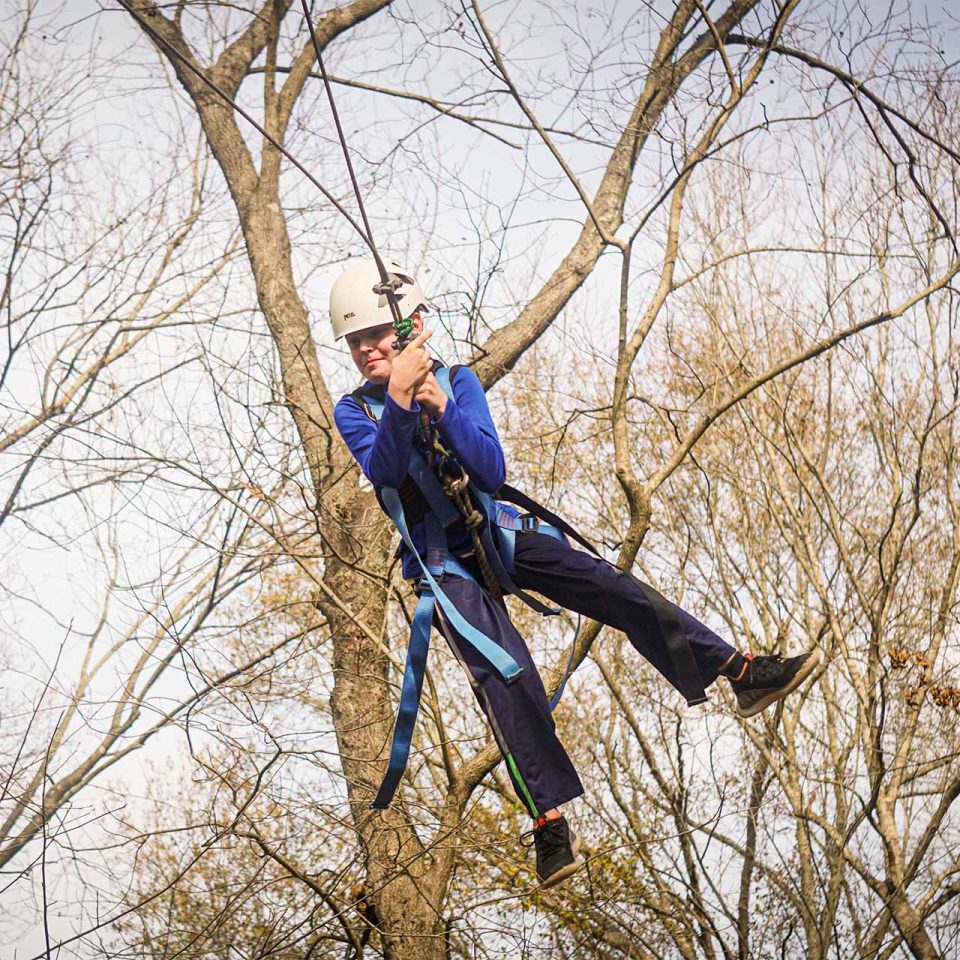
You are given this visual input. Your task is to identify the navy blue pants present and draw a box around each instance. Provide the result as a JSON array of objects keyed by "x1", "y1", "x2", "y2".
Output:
[{"x1": 435, "y1": 531, "x2": 736, "y2": 816}]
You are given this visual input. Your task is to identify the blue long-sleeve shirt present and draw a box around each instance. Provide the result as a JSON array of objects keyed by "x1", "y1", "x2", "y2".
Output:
[{"x1": 334, "y1": 363, "x2": 517, "y2": 579}]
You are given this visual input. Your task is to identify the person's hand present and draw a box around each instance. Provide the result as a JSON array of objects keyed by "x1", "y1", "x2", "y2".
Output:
[
  {"x1": 387, "y1": 328, "x2": 433, "y2": 409},
  {"x1": 415, "y1": 372, "x2": 449, "y2": 420}
]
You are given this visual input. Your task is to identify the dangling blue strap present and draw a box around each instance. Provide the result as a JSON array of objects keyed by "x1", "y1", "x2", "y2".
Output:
[
  {"x1": 371, "y1": 589, "x2": 436, "y2": 809},
  {"x1": 372, "y1": 492, "x2": 524, "y2": 810}
]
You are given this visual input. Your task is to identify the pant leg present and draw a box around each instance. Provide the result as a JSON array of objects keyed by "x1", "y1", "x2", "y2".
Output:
[
  {"x1": 511, "y1": 531, "x2": 736, "y2": 695},
  {"x1": 435, "y1": 573, "x2": 584, "y2": 815}
]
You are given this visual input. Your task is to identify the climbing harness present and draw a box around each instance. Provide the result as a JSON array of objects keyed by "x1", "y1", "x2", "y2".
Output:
[
  {"x1": 356, "y1": 366, "x2": 575, "y2": 808},
  {"x1": 356, "y1": 365, "x2": 707, "y2": 808},
  {"x1": 122, "y1": 1, "x2": 708, "y2": 809}
]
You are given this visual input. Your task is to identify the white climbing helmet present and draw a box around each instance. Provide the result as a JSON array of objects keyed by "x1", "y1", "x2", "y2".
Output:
[{"x1": 329, "y1": 258, "x2": 435, "y2": 340}]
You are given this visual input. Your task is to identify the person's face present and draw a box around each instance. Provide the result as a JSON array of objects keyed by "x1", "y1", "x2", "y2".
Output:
[{"x1": 345, "y1": 314, "x2": 422, "y2": 384}]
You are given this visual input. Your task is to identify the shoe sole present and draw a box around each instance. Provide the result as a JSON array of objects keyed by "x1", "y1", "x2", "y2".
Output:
[
  {"x1": 737, "y1": 649, "x2": 822, "y2": 718},
  {"x1": 539, "y1": 832, "x2": 584, "y2": 889}
]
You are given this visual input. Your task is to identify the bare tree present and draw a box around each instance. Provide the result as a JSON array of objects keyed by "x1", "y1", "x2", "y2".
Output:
[
  {"x1": 7, "y1": 1, "x2": 960, "y2": 957},
  {"x1": 0, "y1": 6, "x2": 315, "y2": 942},
  {"x1": 468, "y1": 90, "x2": 960, "y2": 957}
]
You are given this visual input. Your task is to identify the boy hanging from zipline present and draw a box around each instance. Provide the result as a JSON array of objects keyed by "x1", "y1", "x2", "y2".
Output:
[
  {"x1": 331, "y1": 259, "x2": 821, "y2": 889},
  {"x1": 118, "y1": 0, "x2": 817, "y2": 887}
]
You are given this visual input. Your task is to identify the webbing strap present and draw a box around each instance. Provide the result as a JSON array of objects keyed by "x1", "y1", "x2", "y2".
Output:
[
  {"x1": 489, "y1": 509, "x2": 577, "y2": 711},
  {"x1": 494, "y1": 506, "x2": 562, "y2": 578},
  {"x1": 497, "y1": 484, "x2": 602, "y2": 555},
  {"x1": 548, "y1": 624, "x2": 579, "y2": 711},
  {"x1": 381, "y1": 490, "x2": 523, "y2": 684},
  {"x1": 483, "y1": 523, "x2": 558, "y2": 616},
  {"x1": 625, "y1": 571, "x2": 707, "y2": 706},
  {"x1": 407, "y1": 450, "x2": 460, "y2": 527},
  {"x1": 497, "y1": 523, "x2": 517, "y2": 577},
  {"x1": 467, "y1": 488, "x2": 560, "y2": 617},
  {"x1": 371, "y1": 588, "x2": 436, "y2": 809},
  {"x1": 372, "y1": 496, "x2": 524, "y2": 809},
  {"x1": 433, "y1": 365, "x2": 453, "y2": 396}
]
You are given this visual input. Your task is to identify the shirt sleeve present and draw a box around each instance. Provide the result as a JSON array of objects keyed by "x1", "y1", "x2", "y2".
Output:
[
  {"x1": 431, "y1": 366, "x2": 506, "y2": 493},
  {"x1": 334, "y1": 391, "x2": 422, "y2": 488}
]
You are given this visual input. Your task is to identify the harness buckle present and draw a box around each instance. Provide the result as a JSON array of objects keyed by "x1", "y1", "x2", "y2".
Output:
[
  {"x1": 416, "y1": 574, "x2": 439, "y2": 596},
  {"x1": 520, "y1": 514, "x2": 539, "y2": 532}
]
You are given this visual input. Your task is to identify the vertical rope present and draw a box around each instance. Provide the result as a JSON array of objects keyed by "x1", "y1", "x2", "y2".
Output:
[
  {"x1": 117, "y1": 0, "x2": 375, "y2": 253},
  {"x1": 299, "y1": 0, "x2": 403, "y2": 326}
]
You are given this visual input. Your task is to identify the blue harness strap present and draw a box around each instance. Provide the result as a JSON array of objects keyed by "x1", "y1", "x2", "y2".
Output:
[
  {"x1": 432, "y1": 365, "x2": 454, "y2": 398},
  {"x1": 382, "y1": 490, "x2": 523, "y2": 685},
  {"x1": 481, "y1": 497, "x2": 578, "y2": 709},
  {"x1": 371, "y1": 488, "x2": 523, "y2": 809},
  {"x1": 491, "y1": 500, "x2": 563, "y2": 576},
  {"x1": 371, "y1": 588, "x2": 435, "y2": 809},
  {"x1": 468, "y1": 485, "x2": 561, "y2": 616},
  {"x1": 356, "y1": 365, "x2": 601, "y2": 806}
]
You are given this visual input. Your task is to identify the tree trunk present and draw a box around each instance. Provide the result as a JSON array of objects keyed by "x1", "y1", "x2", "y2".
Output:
[
  {"x1": 886, "y1": 885, "x2": 940, "y2": 960},
  {"x1": 241, "y1": 190, "x2": 452, "y2": 958}
]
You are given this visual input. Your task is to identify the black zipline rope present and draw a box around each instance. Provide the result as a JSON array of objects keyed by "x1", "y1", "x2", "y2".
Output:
[
  {"x1": 117, "y1": 0, "x2": 377, "y2": 257},
  {"x1": 298, "y1": 0, "x2": 403, "y2": 327},
  {"x1": 297, "y1": 3, "x2": 506, "y2": 601},
  {"x1": 123, "y1": 0, "x2": 510, "y2": 606},
  {"x1": 296, "y1": 1, "x2": 443, "y2": 473}
]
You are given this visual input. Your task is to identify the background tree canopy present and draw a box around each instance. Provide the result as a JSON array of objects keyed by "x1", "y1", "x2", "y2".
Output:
[{"x1": 2, "y1": 1, "x2": 960, "y2": 958}]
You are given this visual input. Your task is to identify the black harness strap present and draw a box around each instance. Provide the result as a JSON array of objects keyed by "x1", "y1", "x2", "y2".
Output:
[{"x1": 624, "y1": 573, "x2": 708, "y2": 706}]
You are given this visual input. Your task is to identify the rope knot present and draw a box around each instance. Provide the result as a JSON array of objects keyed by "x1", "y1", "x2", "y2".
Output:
[{"x1": 464, "y1": 510, "x2": 484, "y2": 530}]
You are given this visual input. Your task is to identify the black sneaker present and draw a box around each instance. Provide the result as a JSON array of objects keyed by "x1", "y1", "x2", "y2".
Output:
[
  {"x1": 729, "y1": 650, "x2": 821, "y2": 718},
  {"x1": 521, "y1": 815, "x2": 584, "y2": 889}
]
